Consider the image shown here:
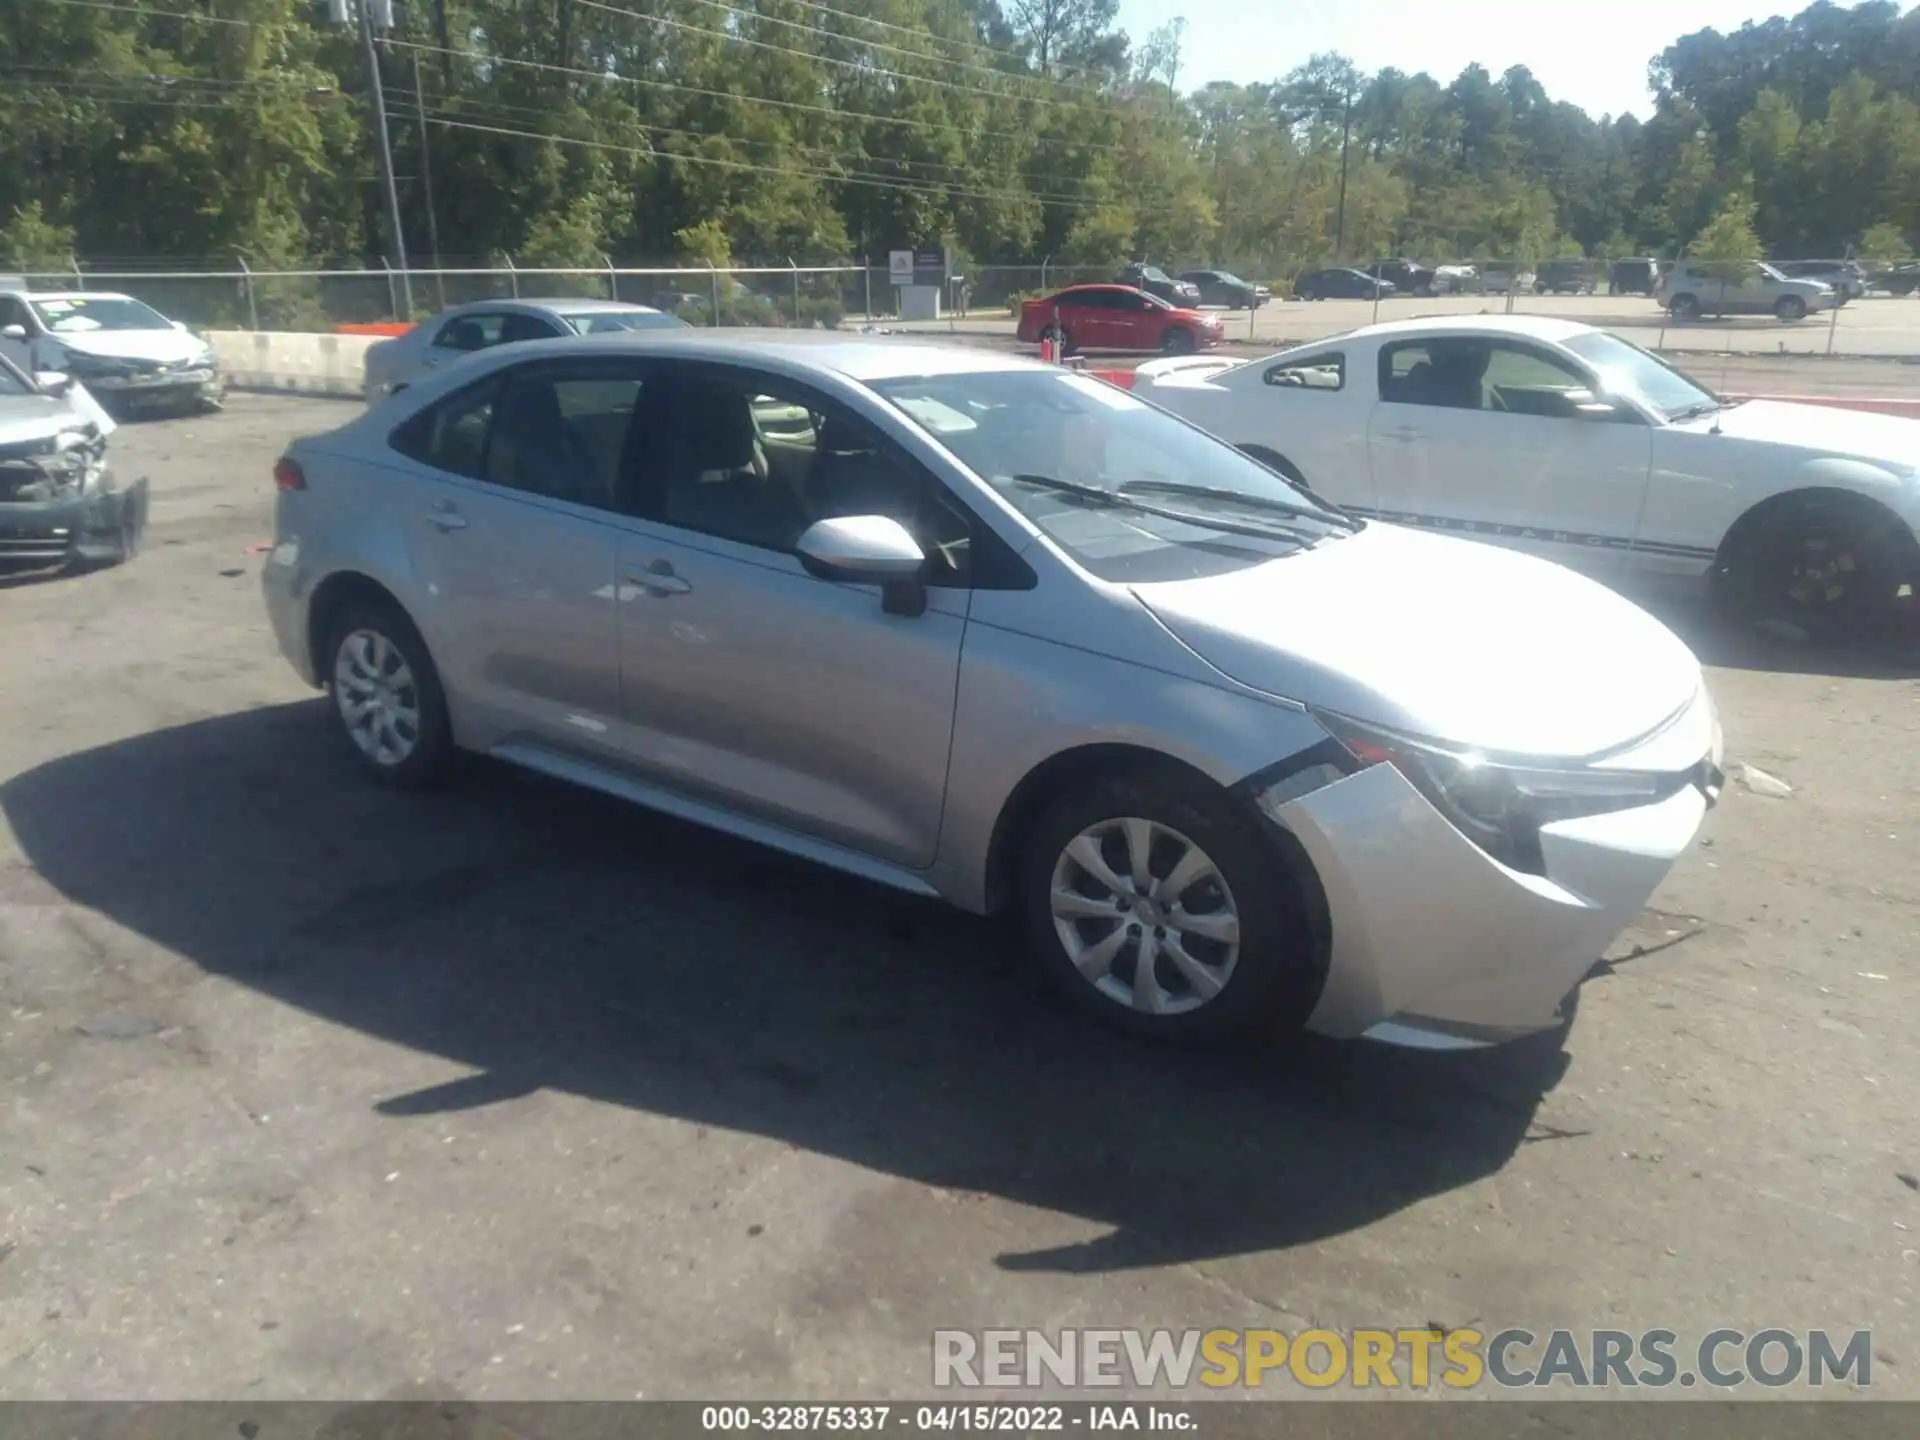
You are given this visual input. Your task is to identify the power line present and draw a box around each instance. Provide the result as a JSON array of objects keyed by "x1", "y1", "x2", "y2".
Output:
[
  {"x1": 39, "y1": 0, "x2": 254, "y2": 27},
  {"x1": 393, "y1": 87, "x2": 1123, "y2": 203},
  {"x1": 578, "y1": 0, "x2": 1096, "y2": 112},
  {"x1": 37, "y1": 1, "x2": 1143, "y2": 157},
  {"x1": 383, "y1": 35, "x2": 1137, "y2": 156},
  {"x1": 662, "y1": 0, "x2": 1114, "y2": 100},
  {"x1": 767, "y1": 0, "x2": 1118, "y2": 87},
  {"x1": 406, "y1": 110, "x2": 1187, "y2": 214}
]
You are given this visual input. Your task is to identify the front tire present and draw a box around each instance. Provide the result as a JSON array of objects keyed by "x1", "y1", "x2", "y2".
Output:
[
  {"x1": 1774, "y1": 295, "x2": 1808, "y2": 321},
  {"x1": 1160, "y1": 327, "x2": 1196, "y2": 355},
  {"x1": 1713, "y1": 495, "x2": 1918, "y2": 644},
  {"x1": 1020, "y1": 770, "x2": 1325, "y2": 1042},
  {"x1": 324, "y1": 602, "x2": 455, "y2": 787}
]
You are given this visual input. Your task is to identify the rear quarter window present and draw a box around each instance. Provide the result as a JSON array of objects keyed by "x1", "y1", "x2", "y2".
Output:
[{"x1": 388, "y1": 375, "x2": 503, "y2": 478}]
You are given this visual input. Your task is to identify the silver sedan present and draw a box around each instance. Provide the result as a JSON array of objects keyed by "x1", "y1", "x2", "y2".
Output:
[
  {"x1": 361, "y1": 298, "x2": 689, "y2": 402},
  {"x1": 263, "y1": 331, "x2": 1723, "y2": 1049}
]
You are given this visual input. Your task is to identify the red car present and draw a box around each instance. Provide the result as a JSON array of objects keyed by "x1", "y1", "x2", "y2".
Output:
[{"x1": 1016, "y1": 284, "x2": 1224, "y2": 355}]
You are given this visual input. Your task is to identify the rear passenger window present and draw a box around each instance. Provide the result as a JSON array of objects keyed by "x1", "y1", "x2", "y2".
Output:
[
  {"x1": 389, "y1": 376, "x2": 502, "y2": 478},
  {"x1": 1264, "y1": 353, "x2": 1344, "y2": 390},
  {"x1": 486, "y1": 368, "x2": 643, "y2": 510}
]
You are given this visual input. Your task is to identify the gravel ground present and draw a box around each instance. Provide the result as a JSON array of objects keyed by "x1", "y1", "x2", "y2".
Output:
[{"x1": 0, "y1": 394, "x2": 1916, "y2": 1403}]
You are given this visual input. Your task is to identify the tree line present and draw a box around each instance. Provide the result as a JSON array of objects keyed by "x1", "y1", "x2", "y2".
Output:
[{"x1": 2, "y1": 0, "x2": 1917, "y2": 283}]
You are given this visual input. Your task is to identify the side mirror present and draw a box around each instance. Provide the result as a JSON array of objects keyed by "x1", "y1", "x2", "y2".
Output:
[
  {"x1": 1, "y1": 323, "x2": 26, "y2": 341},
  {"x1": 794, "y1": 514, "x2": 928, "y2": 617},
  {"x1": 1565, "y1": 388, "x2": 1619, "y2": 420},
  {"x1": 35, "y1": 371, "x2": 72, "y2": 396}
]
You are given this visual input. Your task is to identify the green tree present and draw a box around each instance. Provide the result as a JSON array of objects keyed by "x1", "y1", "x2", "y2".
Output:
[
  {"x1": 1859, "y1": 221, "x2": 1912, "y2": 262},
  {"x1": 0, "y1": 201, "x2": 77, "y2": 269}
]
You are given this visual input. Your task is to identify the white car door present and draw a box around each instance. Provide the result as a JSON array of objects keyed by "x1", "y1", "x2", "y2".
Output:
[{"x1": 1365, "y1": 335, "x2": 1654, "y2": 578}]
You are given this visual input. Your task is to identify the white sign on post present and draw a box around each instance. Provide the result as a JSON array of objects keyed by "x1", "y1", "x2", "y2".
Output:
[{"x1": 888, "y1": 250, "x2": 915, "y2": 285}]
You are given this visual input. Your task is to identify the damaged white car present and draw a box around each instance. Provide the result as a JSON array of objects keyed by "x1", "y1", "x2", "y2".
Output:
[{"x1": 0, "y1": 353, "x2": 146, "y2": 574}]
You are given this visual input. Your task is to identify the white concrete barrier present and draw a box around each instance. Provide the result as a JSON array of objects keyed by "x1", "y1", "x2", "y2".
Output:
[{"x1": 206, "y1": 330, "x2": 382, "y2": 400}]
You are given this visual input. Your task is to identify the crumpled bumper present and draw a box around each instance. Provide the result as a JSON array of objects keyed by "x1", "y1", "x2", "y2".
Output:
[
  {"x1": 83, "y1": 366, "x2": 225, "y2": 408},
  {"x1": 1273, "y1": 706, "x2": 1722, "y2": 1048},
  {"x1": 0, "y1": 476, "x2": 149, "y2": 568}
]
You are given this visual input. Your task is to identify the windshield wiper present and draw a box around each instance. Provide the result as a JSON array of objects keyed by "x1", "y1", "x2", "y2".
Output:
[
  {"x1": 1667, "y1": 399, "x2": 1729, "y2": 423},
  {"x1": 1008, "y1": 474, "x2": 1330, "y2": 545},
  {"x1": 1118, "y1": 481, "x2": 1361, "y2": 532}
]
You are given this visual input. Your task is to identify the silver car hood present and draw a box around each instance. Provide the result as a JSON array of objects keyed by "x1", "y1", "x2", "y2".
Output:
[
  {"x1": 1132, "y1": 522, "x2": 1704, "y2": 760},
  {"x1": 0, "y1": 393, "x2": 91, "y2": 446},
  {"x1": 50, "y1": 327, "x2": 206, "y2": 364}
]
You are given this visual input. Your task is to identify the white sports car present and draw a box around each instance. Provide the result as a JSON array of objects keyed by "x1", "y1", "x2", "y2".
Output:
[{"x1": 1135, "y1": 316, "x2": 1920, "y2": 639}]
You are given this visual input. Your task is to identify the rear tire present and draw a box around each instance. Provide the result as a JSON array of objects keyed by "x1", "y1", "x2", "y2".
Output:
[
  {"x1": 1019, "y1": 768, "x2": 1325, "y2": 1042},
  {"x1": 323, "y1": 601, "x2": 455, "y2": 788},
  {"x1": 1669, "y1": 293, "x2": 1700, "y2": 321},
  {"x1": 1040, "y1": 324, "x2": 1075, "y2": 358}
]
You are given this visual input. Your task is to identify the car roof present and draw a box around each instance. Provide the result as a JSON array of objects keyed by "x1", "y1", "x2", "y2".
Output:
[
  {"x1": 453, "y1": 328, "x2": 1058, "y2": 382},
  {"x1": 1339, "y1": 314, "x2": 1598, "y2": 343},
  {"x1": 5, "y1": 290, "x2": 138, "y2": 302},
  {"x1": 443, "y1": 296, "x2": 663, "y2": 316}
]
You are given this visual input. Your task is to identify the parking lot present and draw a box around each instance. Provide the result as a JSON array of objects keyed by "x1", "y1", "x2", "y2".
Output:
[
  {"x1": 1, "y1": 392, "x2": 1918, "y2": 1400},
  {"x1": 927, "y1": 290, "x2": 1920, "y2": 361}
]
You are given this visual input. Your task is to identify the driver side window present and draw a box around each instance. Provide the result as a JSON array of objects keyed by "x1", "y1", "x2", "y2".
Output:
[{"x1": 633, "y1": 368, "x2": 973, "y2": 583}]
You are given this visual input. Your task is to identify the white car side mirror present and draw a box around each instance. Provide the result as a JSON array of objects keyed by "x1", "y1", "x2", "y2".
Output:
[
  {"x1": 35, "y1": 370, "x2": 72, "y2": 395},
  {"x1": 1, "y1": 323, "x2": 26, "y2": 341}
]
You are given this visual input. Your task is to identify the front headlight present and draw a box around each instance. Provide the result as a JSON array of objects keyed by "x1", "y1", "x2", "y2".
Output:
[{"x1": 1305, "y1": 711, "x2": 1680, "y2": 874}]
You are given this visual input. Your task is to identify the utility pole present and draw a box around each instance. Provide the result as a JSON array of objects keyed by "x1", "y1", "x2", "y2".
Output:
[
  {"x1": 1333, "y1": 87, "x2": 1353, "y2": 263},
  {"x1": 352, "y1": 0, "x2": 412, "y2": 318},
  {"x1": 412, "y1": 52, "x2": 445, "y2": 311}
]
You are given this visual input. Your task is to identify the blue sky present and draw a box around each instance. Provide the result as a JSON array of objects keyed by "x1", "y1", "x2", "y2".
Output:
[{"x1": 1114, "y1": 0, "x2": 1794, "y2": 120}]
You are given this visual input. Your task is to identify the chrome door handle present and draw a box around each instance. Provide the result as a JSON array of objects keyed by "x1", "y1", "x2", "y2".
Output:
[
  {"x1": 1380, "y1": 424, "x2": 1424, "y2": 442},
  {"x1": 628, "y1": 560, "x2": 691, "y2": 596},
  {"x1": 427, "y1": 499, "x2": 468, "y2": 532}
]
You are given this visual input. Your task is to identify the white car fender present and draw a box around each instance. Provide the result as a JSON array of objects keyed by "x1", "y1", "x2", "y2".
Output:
[{"x1": 66, "y1": 378, "x2": 117, "y2": 437}]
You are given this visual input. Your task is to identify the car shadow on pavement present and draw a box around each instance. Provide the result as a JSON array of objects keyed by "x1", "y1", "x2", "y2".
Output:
[
  {"x1": 1633, "y1": 595, "x2": 1920, "y2": 680},
  {"x1": 2, "y1": 701, "x2": 1570, "y2": 1275}
]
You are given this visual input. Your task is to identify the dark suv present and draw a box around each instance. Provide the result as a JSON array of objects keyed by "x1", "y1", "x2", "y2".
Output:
[
  {"x1": 1536, "y1": 260, "x2": 1598, "y2": 294},
  {"x1": 1607, "y1": 258, "x2": 1662, "y2": 296},
  {"x1": 1117, "y1": 263, "x2": 1202, "y2": 306}
]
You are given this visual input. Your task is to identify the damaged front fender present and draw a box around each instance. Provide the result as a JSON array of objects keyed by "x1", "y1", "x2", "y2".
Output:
[{"x1": 1273, "y1": 761, "x2": 1706, "y2": 1043}]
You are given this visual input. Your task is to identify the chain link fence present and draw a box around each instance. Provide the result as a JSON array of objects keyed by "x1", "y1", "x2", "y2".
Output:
[{"x1": 11, "y1": 255, "x2": 1916, "y2": 356}]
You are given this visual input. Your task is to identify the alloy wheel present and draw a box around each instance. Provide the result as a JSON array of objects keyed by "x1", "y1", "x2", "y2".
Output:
[
  {"x1": 333, "y1": 628, "x2": 422, "y2": 767},
  {"x1": 1048, "y1": 816, "x2": 1242, "y2": 1016}
]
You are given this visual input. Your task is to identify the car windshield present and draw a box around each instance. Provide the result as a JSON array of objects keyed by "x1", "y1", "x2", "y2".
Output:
[
  {"x1": 30, "y1": 296, "x2": 172, "y2": 332},
  {"x1": 560, "y1": 311, "x2": 689, "y2": 335},
  {"x1": 1562, "y1": 331, "x2": 1719, "y2": 421},
  {"x1": 1756, "y1": 262, "x2": 1788, "y2": 281},
  {"x1": 870, "y1": 369, "x2": 1356, "y2": 583}
]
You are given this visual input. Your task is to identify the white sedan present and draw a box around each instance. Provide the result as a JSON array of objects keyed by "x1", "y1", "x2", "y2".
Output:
[
  {"x1": 1136, "y1": 316, "x2": 1920, "y2": 639},
  {"x1": 361, "y1": 298, "x2": 688, "y2": 402}
]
